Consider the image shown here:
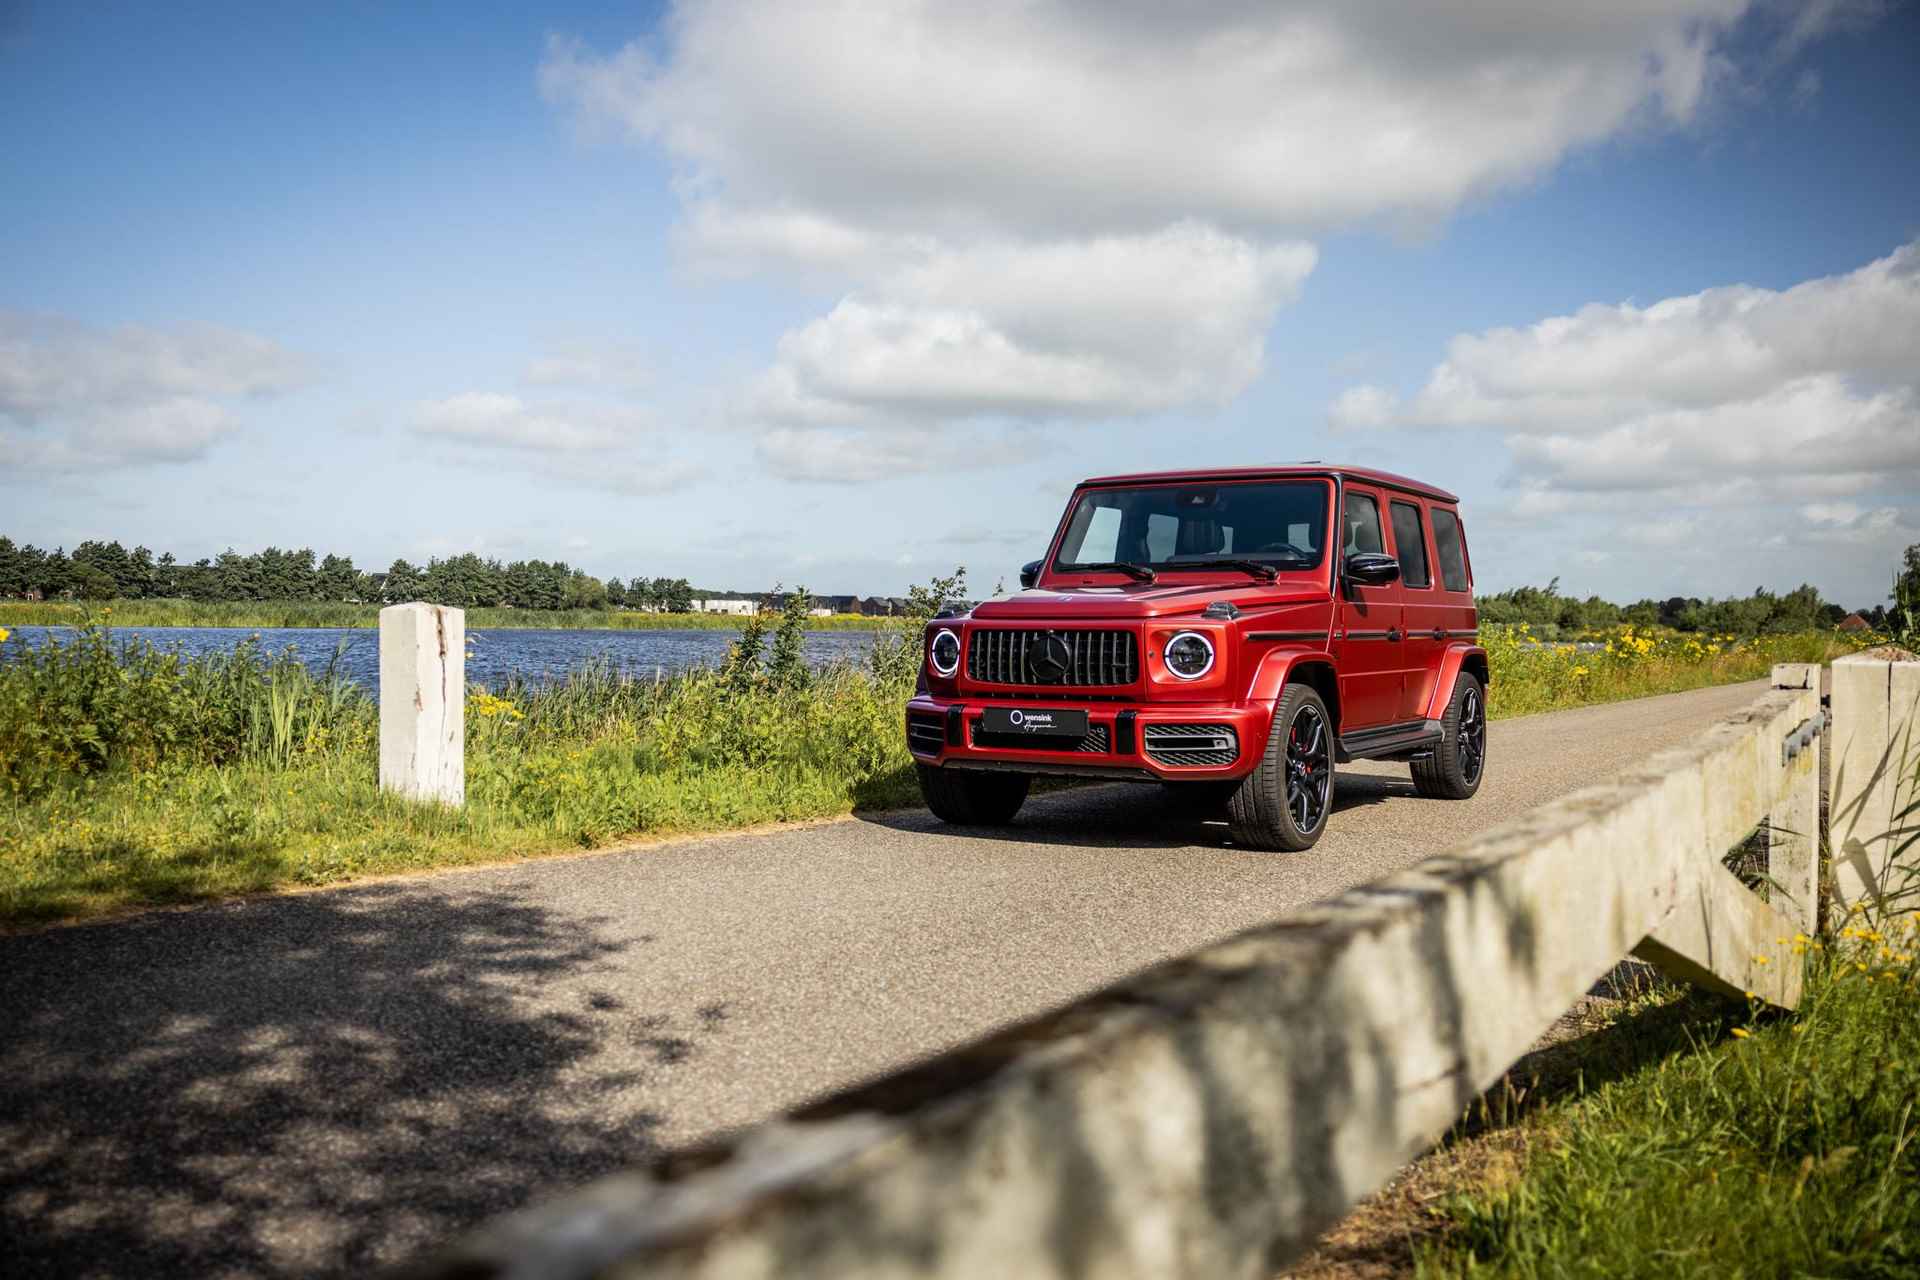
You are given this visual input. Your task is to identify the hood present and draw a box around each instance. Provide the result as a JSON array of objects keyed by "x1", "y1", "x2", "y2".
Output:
[{"x1": 968, "y1": 579, "x2": 1330, "y2": 621}]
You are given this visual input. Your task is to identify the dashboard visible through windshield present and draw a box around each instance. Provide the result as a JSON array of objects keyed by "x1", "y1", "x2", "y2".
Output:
[{"x1": 1053, "y1": 480, "x2": 1331, "y2": 573}]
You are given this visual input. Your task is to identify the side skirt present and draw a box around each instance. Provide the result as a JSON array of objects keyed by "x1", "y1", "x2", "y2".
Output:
[{"x1": 1338, "y1": 718, "x2": 1444, "y2": 762}]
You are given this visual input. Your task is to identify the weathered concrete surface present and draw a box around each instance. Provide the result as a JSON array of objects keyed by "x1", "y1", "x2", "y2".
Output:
[
  {"x1": 410, "y1": 686, "x2": 1818, "y2": 1280},
  {"x1": 0, "y1": 681, "x2": 1773, "y2": 1278},
  {"x1": 379, "y1": 602, "x2": 464, "y2": 805},
  {"x1": 1829, "y1": 653, "x2": 1920, "y2": 916},
  {"x1": 1765, "y1": 663, "x2": 1822, "y2": 933}
]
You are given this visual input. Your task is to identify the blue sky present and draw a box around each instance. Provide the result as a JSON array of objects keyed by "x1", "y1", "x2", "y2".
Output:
[{"x1": 3, "y1": 1, "x2": 1917, "y2": 605}]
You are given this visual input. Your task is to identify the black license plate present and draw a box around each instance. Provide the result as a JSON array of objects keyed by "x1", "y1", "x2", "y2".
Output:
[{"x1": 979, "y1": 707, "x2": 1089, "y2": 738}]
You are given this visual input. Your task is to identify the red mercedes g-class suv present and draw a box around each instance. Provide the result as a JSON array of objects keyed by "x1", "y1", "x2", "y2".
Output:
[{"x1": 907, "y1": 466, "x2": 1488, "y2": 850}]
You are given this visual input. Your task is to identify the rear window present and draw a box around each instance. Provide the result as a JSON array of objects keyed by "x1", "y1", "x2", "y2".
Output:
[
  {"x1": 1431, "y1": 508, "x2": 1470, "y2": 592},
  {"x1": 1390, "y1": 501, "x2": 1431, "y2": 589}
]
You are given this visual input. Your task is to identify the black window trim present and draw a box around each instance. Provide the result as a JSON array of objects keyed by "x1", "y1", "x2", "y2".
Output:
[{"x1": 1389, "y1": 498, "x2": 1433, "y2": 591}]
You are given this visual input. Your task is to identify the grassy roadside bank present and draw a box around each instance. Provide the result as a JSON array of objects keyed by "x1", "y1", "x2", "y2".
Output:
[
  {"x1": 0, "y1": 611, "x2": 1871, "y2": 928},
  {"x1": 0, "y1": 599, "x2": 892, "y2": 630},
  {"x1": 1396, "y1": 924, "x2": 1920, "y2": 1279}
]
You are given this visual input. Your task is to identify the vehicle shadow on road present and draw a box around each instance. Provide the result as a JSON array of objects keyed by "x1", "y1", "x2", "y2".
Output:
[
  {"x1": 0, "y1": 884, "x2": 691, "y2": 1278},
  {"x1": 860, "y1": 770, "x2": 1410, "y2": 850}
]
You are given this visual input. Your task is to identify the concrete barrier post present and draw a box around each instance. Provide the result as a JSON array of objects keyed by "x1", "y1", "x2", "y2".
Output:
[
  {"x1": 379, "y1": 602, "x2": 464, "y2": 806},
  {"x1": 1828, "y1": 652, "x2": 1920, "y2": 919},
  {"x1": 1768, "y1": 663, "x2": 1823, "y2": 931}
]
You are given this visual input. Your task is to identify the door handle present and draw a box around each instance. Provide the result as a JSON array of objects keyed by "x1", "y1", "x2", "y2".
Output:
[
  {"x1": 1386, "y1": 627, "x2": 1402, "y2": 642},
  {"x1": 1432, "y1": 628, "x2": 1447, "y2": 640}
]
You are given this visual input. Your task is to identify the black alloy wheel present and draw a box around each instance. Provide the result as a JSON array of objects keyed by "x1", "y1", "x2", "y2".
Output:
[
  {"x1": 1411, "y1": 673, "x2": 1487, "y2": 800},
  {"x1": 1227, "y1": 682, "x2": 1336, "y2": 851},
  {"x1": 1458, "y1": 684, "x2": 1486, "y2": 785},
  {"x1": 1284, "y1": 701, "x2": 1334, "y2": 833}
]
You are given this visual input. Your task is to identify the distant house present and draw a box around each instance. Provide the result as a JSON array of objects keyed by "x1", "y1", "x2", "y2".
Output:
[
  {"x1": 818, "y1": 594, "x2": 860, "y2": 615},
  {"x1": 859, "y1": 596, "x2": 912, "y2": 616},
  {"x1": 693, "y1": 595, "x2": 758, "y2": 616},
  {"x1": 1838, "y1": 612, "x2": 1871, "y2": 633}
]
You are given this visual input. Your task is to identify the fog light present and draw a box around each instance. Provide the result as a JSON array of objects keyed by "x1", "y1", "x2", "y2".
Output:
[
  {"x1": 929, "y1": 628, "x2": 962, "y2": 677},
  {"x1": 1164, "y1": 631, "x2": 1214, "y2": 679}
]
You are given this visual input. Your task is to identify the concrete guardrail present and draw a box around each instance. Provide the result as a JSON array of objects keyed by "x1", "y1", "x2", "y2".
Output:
[{"x1": 403, "y1": 658, "x2": 1916, "y2": 1280}]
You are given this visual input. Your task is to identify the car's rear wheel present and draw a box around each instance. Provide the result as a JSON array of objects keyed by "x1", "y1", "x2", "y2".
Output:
[
  {"x1": 917, "y1": 764, "x2": 1031, "y2": 825},
  {"x1": 1411, "y1": 673, "x2": 1486, "y2": 800},
  {"x1": 1227, "y1": 683, "x2": 1334, "y2": 851}
]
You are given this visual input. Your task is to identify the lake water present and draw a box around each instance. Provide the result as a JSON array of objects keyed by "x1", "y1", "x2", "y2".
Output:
[{"x1": 1, "y1": 625, "x2": 885, "y2": 689}]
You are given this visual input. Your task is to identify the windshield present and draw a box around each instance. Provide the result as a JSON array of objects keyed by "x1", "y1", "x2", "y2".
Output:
[{"x1": 1053, "y1": 480, "x2": 1331, "y2": 573}]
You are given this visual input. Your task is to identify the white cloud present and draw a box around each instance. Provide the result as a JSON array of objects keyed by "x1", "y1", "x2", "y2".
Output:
[
  {"x1": 0, "y1": 311, "x2": 308, "y2": 470},
  {"x1": 1334, "y1": 241, "x2": 1920, "y2": 606},
  {"x1": 412, "y1": 383, "x2": 703, "y2": 494},
  {"x1": 543, "y1": 1, "x2": 1803, "y2": 244},
  {"x1": 523, "y1": 341, "x2": 653, "y2": 392},
  {"x1": 411, "y1": 391, "x2": 651, "y2": 452},
  {"x1": 544, "y1": 1, "x2": 1867, "y2": 479},
  {"x1": 756, "y1": 426, "x2": 1009, "y2": 484},
  {"x1": 747, "y1": 226, "x2": 1315, "y2": 428},
  {"x1": 1331, "y1": 241, "x2": 1920, "y2": 493}
]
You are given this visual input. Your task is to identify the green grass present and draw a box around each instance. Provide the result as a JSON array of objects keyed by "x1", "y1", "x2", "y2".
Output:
[
  {"x1": 0, "y1": 598, "x2": 891, "y2": 630},
  {"x1": 1480, "y1": 623, "x2": 1854, "y2": 720},
  {"x1": 0, "y1": 607, "x2": 929, "y2": 925},
  {"x1": 1416, "y1": 926, "x2": 1920, "y2": 1279}
]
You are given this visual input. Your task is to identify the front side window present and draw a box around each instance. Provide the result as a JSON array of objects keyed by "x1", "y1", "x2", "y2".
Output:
[
  {"x1": 1343, "y1": 491, "x2": 1384, "y2": 556},
  {"x1": 1390, "y1": 501, "x2": 1431, "y2": 589},
  {"x1": 1054, "y1": 481, "x2": 1329, "y2": 571}
]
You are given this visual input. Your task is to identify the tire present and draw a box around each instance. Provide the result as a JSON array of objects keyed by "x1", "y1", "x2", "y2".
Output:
[
  {"x1": 1412, "y1": 673, "x2": 1487, "y2": 800},
  {"x1": 1227, "y1": 683, "x2": 1334, "y2": 851},
  {"x1": 917, "y1": 764, "x2": 1031, "y2": 825}
]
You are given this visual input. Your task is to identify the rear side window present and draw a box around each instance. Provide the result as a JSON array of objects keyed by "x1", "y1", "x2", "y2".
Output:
[
  {"x1": 1343, "y1": 492, "x2": 1384, "y2": 555},
  {"x1": 1390, "y1": 501, "x2": 1431, "y2": 588},
  {"x1": 1430, "y1": 508, "x2": 1470, "y2": 592}
]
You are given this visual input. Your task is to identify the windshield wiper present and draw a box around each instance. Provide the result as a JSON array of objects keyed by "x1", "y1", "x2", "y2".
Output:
[
  {"x1": 1168, "y1": 558, "x2": 1281, "y2": 582},
  {"x1": 1067, "y1": 562, "x2": 1157, "y2": 583}
]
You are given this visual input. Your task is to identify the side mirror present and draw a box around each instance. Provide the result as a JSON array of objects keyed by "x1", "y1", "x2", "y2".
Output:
[
  {"x1": 1345, "y1": 552, "x2": 1400, "y2": 585},
  {"x1": 1019, "y1": 559, "x2": 1042, "y2": 590}
]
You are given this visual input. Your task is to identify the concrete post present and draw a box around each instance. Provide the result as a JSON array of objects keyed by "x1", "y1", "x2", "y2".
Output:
[
  {"x1": 379, "y1": 602, "x2": 464, "y2": 806},
  {"x1": 1828, "y1": 653, "x2": 1920, "y2": 919},
  {"x1": 1768, "y1": 664, "x2": 1822, "y2": 932}
]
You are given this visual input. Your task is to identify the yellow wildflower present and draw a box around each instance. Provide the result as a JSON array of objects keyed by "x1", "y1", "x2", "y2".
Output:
[{"x1": 1731, "y1": 1027, "x2": 1752, "y2": 1039}]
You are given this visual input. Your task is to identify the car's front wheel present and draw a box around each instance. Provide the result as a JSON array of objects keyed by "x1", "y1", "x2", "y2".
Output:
[
  {"x1": 1227, "y1": 683, "x2": 1334, "y2": 851},
  {"x1": 917, "y1": 764, "x2": 1031, "y2": 825},
  {"x1": 1411, "y1": 673, "x2": 1487, "y2": 800}
]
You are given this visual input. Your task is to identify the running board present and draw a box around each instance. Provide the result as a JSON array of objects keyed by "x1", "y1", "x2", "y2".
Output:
[{"x1": 1338, "y1": 719, "x2": 1444, "y2": 762}]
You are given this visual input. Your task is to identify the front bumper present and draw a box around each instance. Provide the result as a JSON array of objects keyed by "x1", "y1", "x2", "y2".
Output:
[{"x1": 906, "y1": 694, "x2": 1272, "y2": 783}]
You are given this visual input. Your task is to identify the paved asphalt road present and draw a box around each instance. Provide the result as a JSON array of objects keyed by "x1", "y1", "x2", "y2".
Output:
[{"x1": 0, "y1": 680, "x2": 1770, "y2": 1278}]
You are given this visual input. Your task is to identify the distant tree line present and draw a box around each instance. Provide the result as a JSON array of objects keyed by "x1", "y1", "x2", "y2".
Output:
[
  {"x1": 1479, "y1": 552, "x2": 1920, "y2": 638},
  {"x1": 0, "y1": 536, "x2": 699, "y2": 613}
]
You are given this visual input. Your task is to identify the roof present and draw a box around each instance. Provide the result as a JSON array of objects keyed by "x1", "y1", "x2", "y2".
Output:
[{"x1": 1075, "y1": 464, "x2": 1459, "y2": 503}]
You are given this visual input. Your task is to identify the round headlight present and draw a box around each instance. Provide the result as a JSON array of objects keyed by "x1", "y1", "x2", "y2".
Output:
[
  {"x1": 1164, "y1": 631, "x2": 1215, "y2": 680},
  {"x1": 929, "y1": 628, "x2": 962, "y2": 677}
]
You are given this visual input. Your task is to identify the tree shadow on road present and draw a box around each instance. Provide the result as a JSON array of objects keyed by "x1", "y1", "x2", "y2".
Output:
[{"x1": 0, "y1": 883, "x2": 694, "y2": 1278}]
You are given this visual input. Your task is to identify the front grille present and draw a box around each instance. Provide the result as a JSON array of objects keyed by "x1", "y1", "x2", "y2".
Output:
[
  {"x1": 1144, "y1": 723, "x2": 1239, "y2": 767},
  {"x1": 967, "y1": 629, "x2": 1137, "y2": 687},
  {"x1": 906, "y1": 712, "x2": 947, "y2": 756},
  {"x1": 970, "y1": 720, "x2": 1111, "y2": 754}
]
